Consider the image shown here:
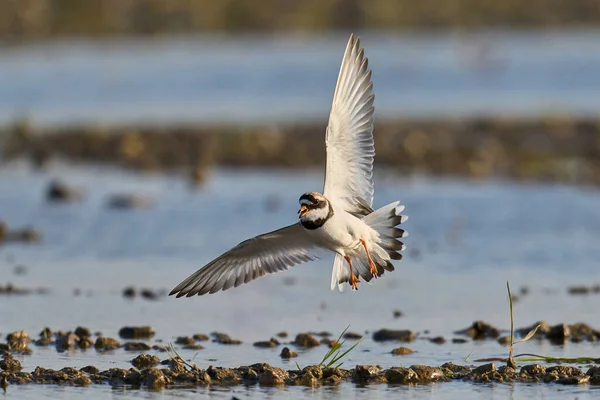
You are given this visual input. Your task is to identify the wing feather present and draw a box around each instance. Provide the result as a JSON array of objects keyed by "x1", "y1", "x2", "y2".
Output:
[
  {"x1": 169, "y1": 223, "x2": 321, "y2": 297},
  {"x1": 323, "y1": 34, "x2": 376, "y2": 213}
]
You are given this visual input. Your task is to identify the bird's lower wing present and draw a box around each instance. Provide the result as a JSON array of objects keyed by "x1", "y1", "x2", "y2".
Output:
[{"x1": 169, "y1": 223, "x2": 322, "y2": 297}]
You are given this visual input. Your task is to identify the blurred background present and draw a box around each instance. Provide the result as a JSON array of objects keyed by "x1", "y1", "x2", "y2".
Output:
[{"x1": 1, "y1": 1, "x2": 600, "y2": 395}]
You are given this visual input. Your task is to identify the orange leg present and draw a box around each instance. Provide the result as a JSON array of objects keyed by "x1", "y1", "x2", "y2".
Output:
[
  {"x1": 360, "y1": 239, "x2": 379, "y2": 278},
  {"x1": 344, "y1": 256, "x2": 360, "y2": 290}
]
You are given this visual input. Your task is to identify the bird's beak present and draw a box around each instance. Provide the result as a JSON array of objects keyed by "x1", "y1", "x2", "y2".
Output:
[{"x1": 298, "y1": 205, "x2": 308, "y2": 217}]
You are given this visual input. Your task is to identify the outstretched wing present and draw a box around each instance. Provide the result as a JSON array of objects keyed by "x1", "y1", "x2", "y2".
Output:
[
  {"x1": 169, "y1": 224, "x2": 322, "y2": 297},
  {"x1": 323, "y1": 34, "x2": 376, "y2": 213}
]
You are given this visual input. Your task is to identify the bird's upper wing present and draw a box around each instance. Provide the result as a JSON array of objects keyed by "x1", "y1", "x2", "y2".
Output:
[
  {"x1": 323, "y1": 34, "x2": 376, "y2": 213},
  {"x1": 169, "y1": 223, "x2": 322, "y2": 297}
]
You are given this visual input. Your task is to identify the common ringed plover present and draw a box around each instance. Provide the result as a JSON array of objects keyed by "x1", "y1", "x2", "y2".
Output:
[{"x1": 170, "y1": 34, "x2": 408, "y2": 297}]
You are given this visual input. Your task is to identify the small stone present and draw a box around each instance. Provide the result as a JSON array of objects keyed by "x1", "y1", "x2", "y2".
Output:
[
  {"x1": 143, "y1": 368, "x2": 166, "y2": 390},
  {"x1": 497, "y1": 336, "x2": 511, "y2": 346},
  {"x1": 393, "y1": 310, "x2": 403, "y2": 318},
  {"x1": 473, "y1": 363, "x2": 496, "y2": 375},
  {"x1": 429, "y1": 336, "x2": 446, "y2": 344},
  {"x1": 123, "y1": 342, "x2": 152, "y2": 351},
  {"x1": 39, "y1": 327, "x2": 53, "y2": 339},
  {"x1": 131, "y1": 354, "x2": 160, "y2": 370},
  {"x1": 182, "y1": 343, "x2": 204, "y2": 350},
  {"x1": 35, "y1": 337, "x2": 53, "y2": 347},
  {"x1": 175, "y1": 336, "x2": 195, "y2": 346},
  {"x1": 193, "y1": 333, "x2": 209, "y2": 341},
  {"x1": 353, "y1": 365, "x2": 381, "y2": 380},
  {"x1": 206, "y1": 366, "x2": 240, "y2": 382},
  {"x1": 568, "y1": 285, "x2": 590, "y2": 295},
  {"x1": 276, "y1": 331, "x2": 288, "y2": 338},
  {"x1": 80, "y1": 365, "x2": 99, "y2": 374},
  {"x1": 391, "y1": 346, "x2": 414, "y2": 355},
  {"x1": 119, "y1": 326, "x2": 155, "y2": 339},
  {"x1": 310, "y1": 331, "x2": 332, "y2": 337},
  {"x1": 372, "y1": 329, "x2": 415, "y2": 342},
  {"x1": 152, "y1": 345, "x2": 167, "y2": 352},
  {"x1": 140, "y1": 288, "x2": 161, "y2": 300},
  {"x1": 280, "y1": 347, "x2": 298, "y2": 359},
  {"x1": 293, "y1": 333, "x2": 320, "y2": 348},
  {"x1": 454, "y1": 321, "x2": 500, "y2": 340},
  {"x1": 46, "y1": 180, "x2": 82, "y2": 203},
  {"x1": 70, "y1": 376, "x2": 92, "y2": 386},
  {"x1": 293, "y1": 373, "x2": 318, "y2": 386},
  {"x1": 211, "y1": 332, "x2": 242, "y2": 345},
  {"x1": 122, "y1": 286, "x2": 136, "y2": 298},
  {"x1": 55, "y1": 331, "x2": 79, "y2": 351},
  {"x1": 253, "y1": 338, "x2": 279, "y2": 348},
  {"x1": 343, "y1": 332, "x2": 363, "y2": 340},
  {"x1": 116, "y1": 368, "x2": 139, "y2": 385},
  {"x1": 546, "y1": 324, "x2": 571, "y2": 344},
  {"x1": 258, "y1": 366, "x2": 288, "y2": 386},
  {"x1": 440, "y1": 362, "x2": 471, "y2": 375},
  {"x1": 106, "y1": 194, "x2": 153, "y2": 210},
  {"x1": 94, "y1": 337, "x2": 121, "y2": 351},
  {"x1": 587, "y1": 366, "x2": 600, "y2": 384},
  {"x1": 0, "y1": 354, "x2": 22, "y2": 372},
  {"x1": 385, "y1": 367, "x2": 418, "y2": 384},
  {"x1": 79, "y1": 337, "x2": 94, "y2": 349},
  {"x1": 452, "y1": 338, "x2": 468, "y2": 344}
]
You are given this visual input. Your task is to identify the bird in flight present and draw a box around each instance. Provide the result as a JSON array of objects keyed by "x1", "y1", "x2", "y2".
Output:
[{"x1": 170, "y1": 34, "x2": 408, "y2": 297}]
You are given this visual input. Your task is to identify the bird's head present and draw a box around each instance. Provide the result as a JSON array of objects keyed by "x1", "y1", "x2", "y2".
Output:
[{"x1": 298, "y1": 192, "x2": 333, "y2": 229}]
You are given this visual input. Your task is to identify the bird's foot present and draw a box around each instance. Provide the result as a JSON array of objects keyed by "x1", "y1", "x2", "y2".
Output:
[
  {"x1": 368, "y1": 261, "x2": 379, "y2": 278},
  {"x1": 350, "y1": 274, "x2": 360, "y2": 290}
]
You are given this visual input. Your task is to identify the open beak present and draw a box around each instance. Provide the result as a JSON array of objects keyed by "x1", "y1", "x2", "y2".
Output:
[{"x1": 298, "y1": 205, "x2": 308, "y2": 217}]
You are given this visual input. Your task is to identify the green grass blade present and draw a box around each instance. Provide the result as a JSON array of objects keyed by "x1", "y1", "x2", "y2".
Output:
[
  {"x1": 507, "y1": 281, "x2": 514, "y2": 346},
  {"x1": 515, "y1": 324, "x2": 541, "y2": 344}
]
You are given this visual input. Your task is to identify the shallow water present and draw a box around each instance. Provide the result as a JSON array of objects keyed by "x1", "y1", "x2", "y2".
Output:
[
  {"x1": 1, "y1": 163, "x2": 600, "y2": 398},
  {"x1": 3, "y1": 30, "x2": 600, "y2": 126}
]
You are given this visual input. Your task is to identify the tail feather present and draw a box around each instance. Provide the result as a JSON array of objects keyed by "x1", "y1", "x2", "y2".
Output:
[{"x1": 331, "y1": 201, "x2": 407, "y2": 291}]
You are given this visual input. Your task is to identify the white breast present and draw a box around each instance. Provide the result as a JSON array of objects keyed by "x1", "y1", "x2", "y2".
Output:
[{"x1": 306, "y1": 201, "x2": 373, "y2": 256}]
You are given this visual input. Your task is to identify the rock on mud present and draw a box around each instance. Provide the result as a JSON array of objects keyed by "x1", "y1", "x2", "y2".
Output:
[
  {"x1": 142, "y1": 368, "x2": 166, "y2": 390},
  {"x1": 279, "y1": 347, "x2": 298, "y2": 359},
  {"x1": 106, "y1": 194, "x2": 153, "y2": 210},
  {"x1": 372, "y1": 329, "x2": 415, "y2": 342},
  {"x1": 123, "y1": 342, "x2": 152, "y2": 351},
  {"x1": 119, "y1": 326, "x2": 155, "y2": 339},
  {"x1": 293, "y1": 333, "x2": 320, "y2": 348},
  {"x1": 211, "y1": 332, "x2": 242, "y2": 345},
  {"x1": 454, "y1": 321, "x2": 500, "y2": 340},
  {"x1": 131, "y1": 354, "x2": 160, "y2": 370},
  {"x1": 253, "y1": 338, "x2": 280, "y2": 348},
  {"x1": 391, "y1": 346, "x2": 414, "y2": 355},
  {"x1": 0, "y1": 354, "x2": 22, "y2": 372},
  {"x1": 94, "y1": 337, "x2": 121, "y2": 351},
  {"x1": 258, "y1": 364, "x2": 288, "y2": 386},
  {"x1": 385, "y1": 367, "x2": 419, "y2": 384},
  {"x1": 352, "y1": 365, "x2": 385, "y2": 384},
  {"x1": 193, "y1": 333, "x2": 209, "y2": 341},
  {"x1": 46, "y1": 180, "x2": 83, "y2": 203}
]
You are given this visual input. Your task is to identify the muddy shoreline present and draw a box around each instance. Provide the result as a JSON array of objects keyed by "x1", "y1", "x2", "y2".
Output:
[
  {"x1": 3, "y1": 117, "x2": 600, "y2": 185},
  {"x1": 2, "y1": 320, "x2": 599, "y2": 391}
]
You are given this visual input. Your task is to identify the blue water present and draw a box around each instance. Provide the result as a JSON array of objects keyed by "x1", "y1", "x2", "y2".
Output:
[
  {"x1": 2, "y1": 30, "x2": 600, "y2": 127},
  {"x1": 1, "y1": 162, "x2": 600, "y2": 398}
]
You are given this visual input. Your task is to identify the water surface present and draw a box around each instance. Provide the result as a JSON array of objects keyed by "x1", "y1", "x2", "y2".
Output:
[
  {"x1": 3, "y1": 30, "x2": 600, "y2": 127},
  {"x1": 1, "y1": 163, "x2": 599, "y2": 398}
]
